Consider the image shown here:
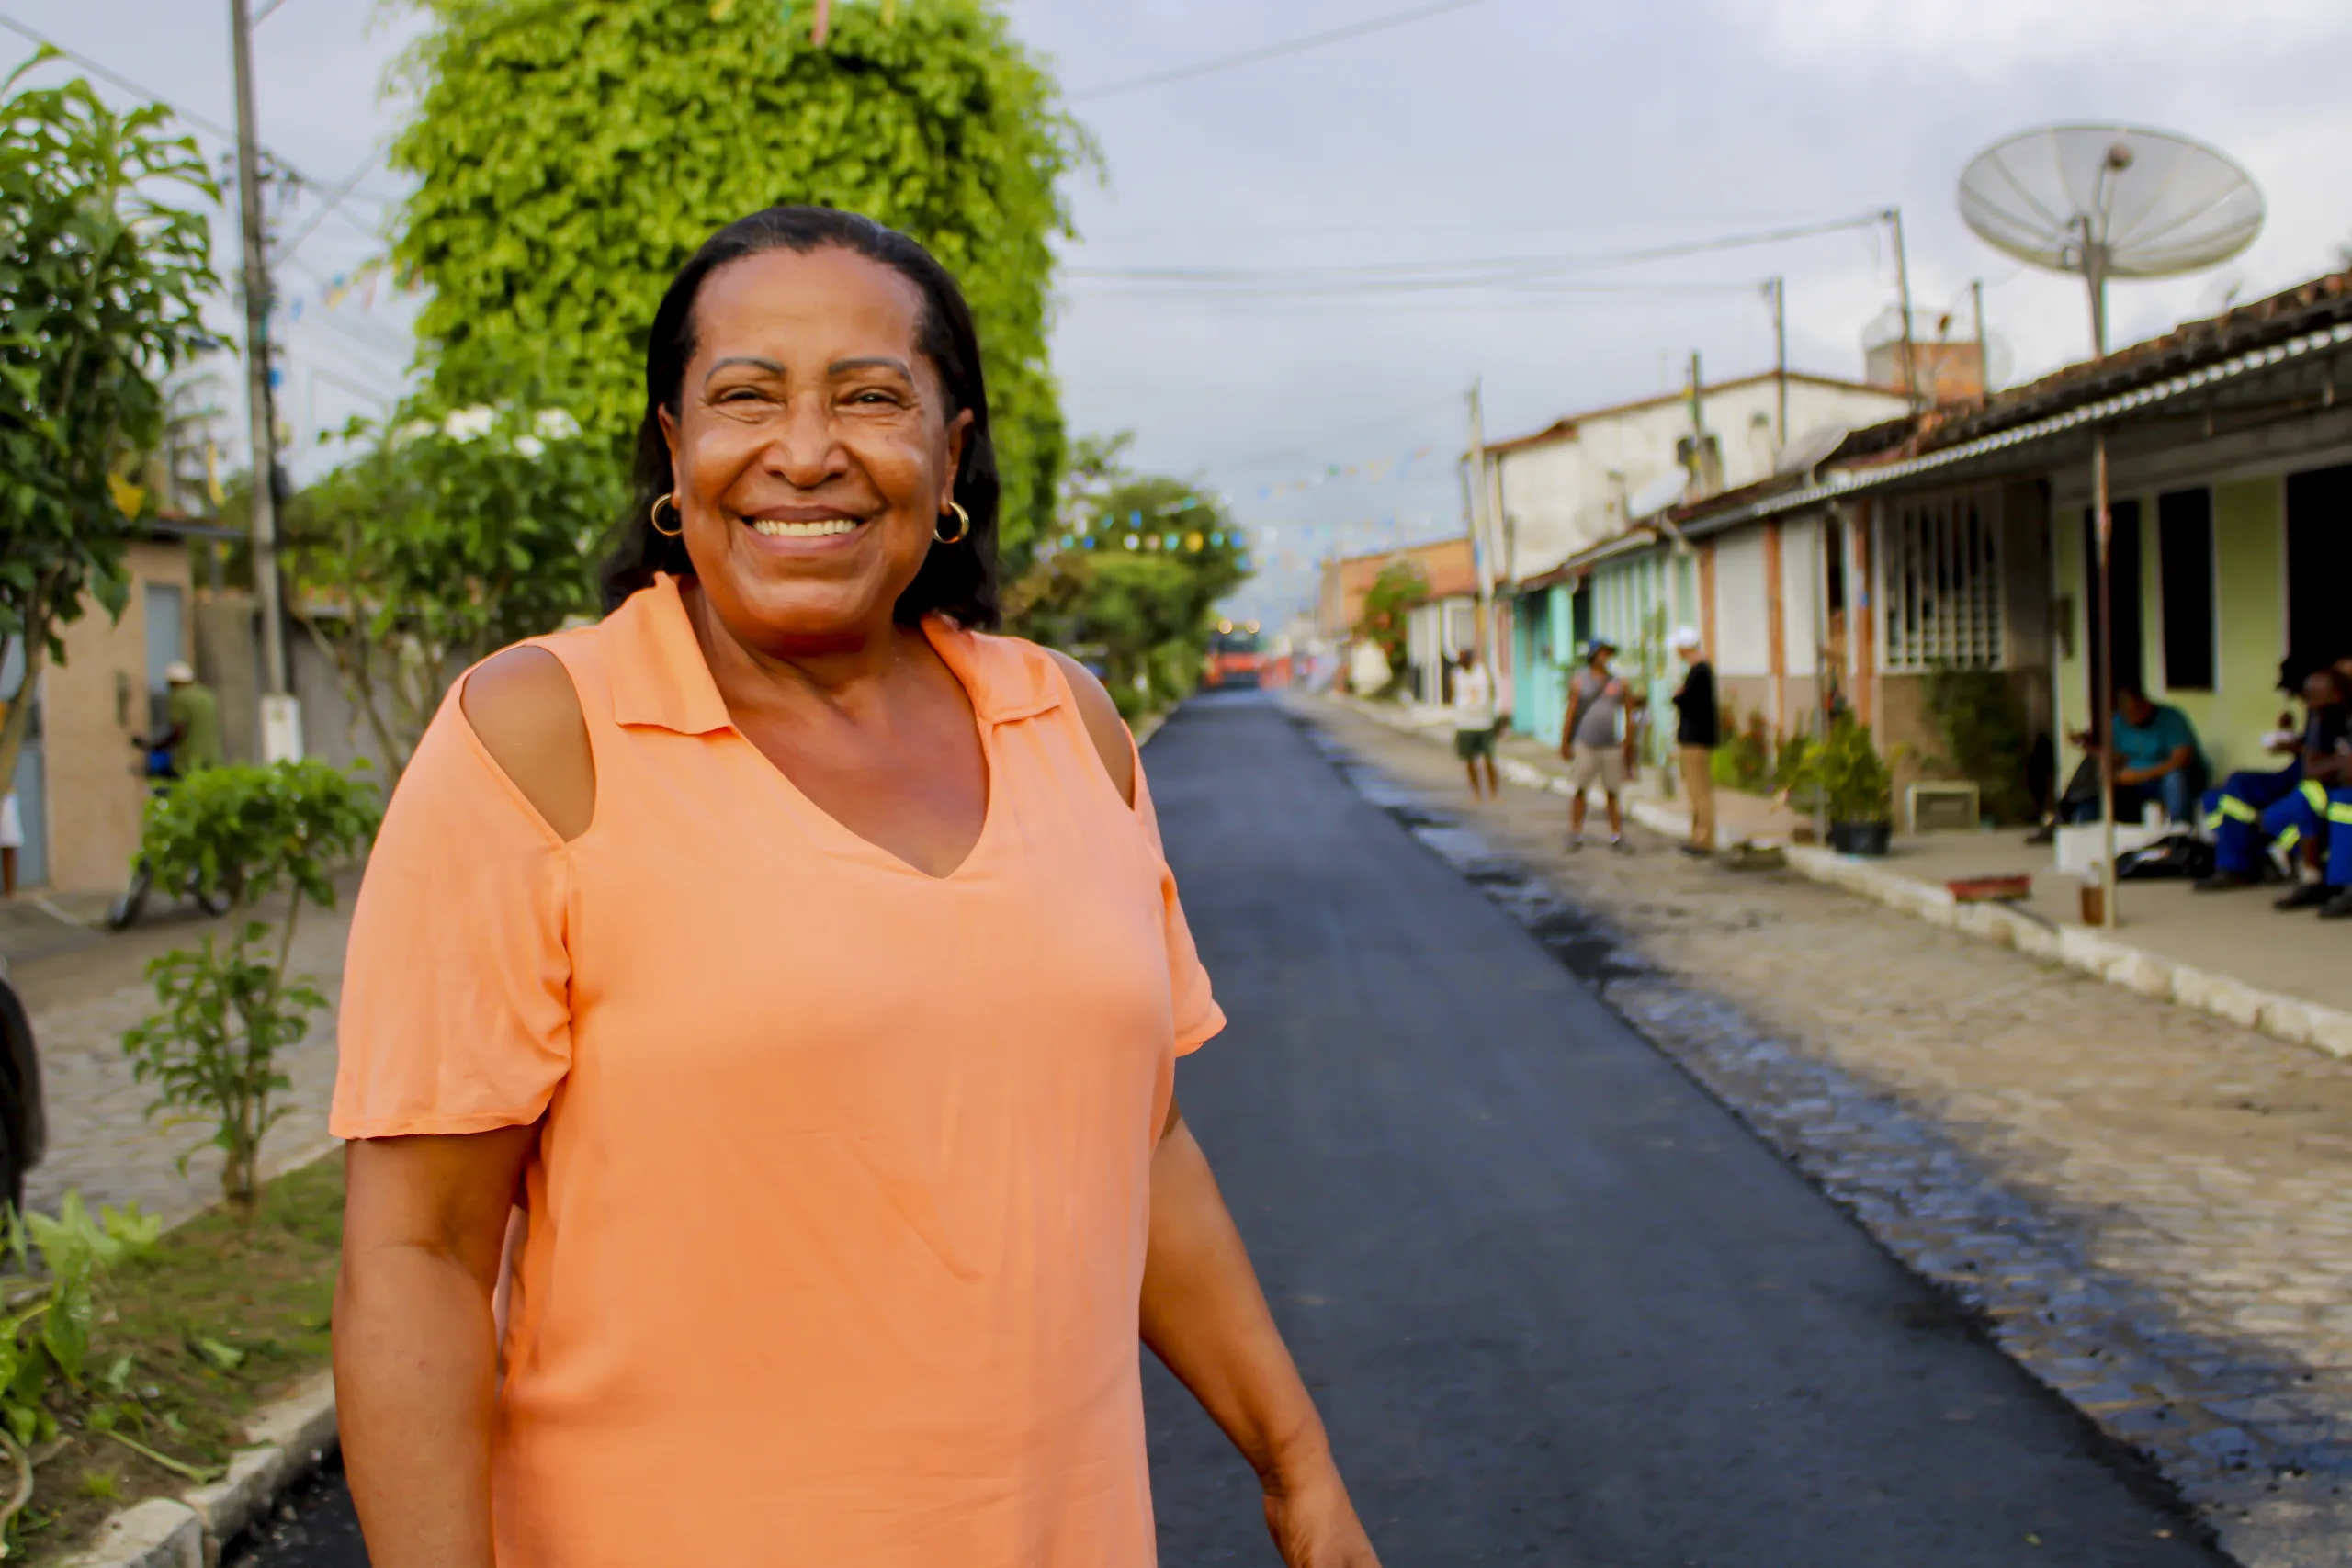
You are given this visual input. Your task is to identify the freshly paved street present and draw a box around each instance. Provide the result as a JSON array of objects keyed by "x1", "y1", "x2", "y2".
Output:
[{"x1": 228, "y1": 690, "x2": 2213, "y2": 1564}]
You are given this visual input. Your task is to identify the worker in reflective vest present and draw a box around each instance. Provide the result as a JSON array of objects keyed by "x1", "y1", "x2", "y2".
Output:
[{"x1": 2198, "y1": 665, "x2": 2349, "y2": 893}]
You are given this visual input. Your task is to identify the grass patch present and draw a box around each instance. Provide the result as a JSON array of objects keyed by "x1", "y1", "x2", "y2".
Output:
[{"x1": 17, "y1": 1155, "x2": 343, "y2": 1563}]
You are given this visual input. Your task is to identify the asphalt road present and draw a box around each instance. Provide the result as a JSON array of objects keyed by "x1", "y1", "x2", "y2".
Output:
[{"x1": 229, "y1": 690, "x2": 2216, "y2": 1566}]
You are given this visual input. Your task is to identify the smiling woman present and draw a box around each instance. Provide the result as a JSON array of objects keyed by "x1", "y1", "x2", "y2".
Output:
[{"x1": 326, "y1": 207, "x2": 1379, "y2": 1568}]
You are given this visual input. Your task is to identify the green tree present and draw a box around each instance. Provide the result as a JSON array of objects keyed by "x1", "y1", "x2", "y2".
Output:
[
  {"x1": 0, "y1": 58, "x2": 215, "y2": 805},
  {"x1": 123, "y1": 761, "x2": 381, "y2": 1213},
  {"x1": 1009, "y1": 468, "x2": 1248, "y2": 716},
  {"x1": 1354, "y1": 559, "x2": 1428, "y2": 691},
  {"x1": 386, "y1": 0, "x2": 1084, "y2": 556},
  {"x1": 286, "y1": 398, "x2": 618, "y2": 777}
]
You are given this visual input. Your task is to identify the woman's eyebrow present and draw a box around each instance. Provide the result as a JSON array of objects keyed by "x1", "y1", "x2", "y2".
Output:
[
  {"x1": 829, "y1": 356, "x2": 913, "y2": 378},
  {"x1": 704, "y1": 355, "x2": 786, "y2": 384}
]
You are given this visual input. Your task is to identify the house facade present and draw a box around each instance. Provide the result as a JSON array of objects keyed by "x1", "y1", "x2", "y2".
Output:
[
  {"x1": 1483, "y1": 368, "x2": 1912, "y2": 748},
  {"x1": 1317, "y1": 536, "x2": 1481, "y2": 702},
  {"x1": 1639, "y1": 270, "x2": 2352, "y2": 817}
]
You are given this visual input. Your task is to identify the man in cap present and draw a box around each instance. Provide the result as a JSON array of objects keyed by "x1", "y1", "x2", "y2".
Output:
[
  {"x1": 162, "y1": 660, "x2": 222, "y2": 777},
  {"x1": 1669, "y1": 626, "x2": 1718, "y2": 857},
  {"x1": 1560, "y1": 638, "x2": 1636, "y2": 851}
]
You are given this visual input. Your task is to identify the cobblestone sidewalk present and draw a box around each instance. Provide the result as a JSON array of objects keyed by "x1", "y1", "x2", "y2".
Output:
[
  {"x1": 16, "y1": 894, "x2": 356, "y2": 1229},
  {"x1": 1303, "y1": 695, "x2": 2352, "y2": 1568}
]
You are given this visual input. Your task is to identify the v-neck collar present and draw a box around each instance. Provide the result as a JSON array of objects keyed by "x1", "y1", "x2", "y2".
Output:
[{"x1": 602, "y1": 573, "x2": 1065, "y2": 735}]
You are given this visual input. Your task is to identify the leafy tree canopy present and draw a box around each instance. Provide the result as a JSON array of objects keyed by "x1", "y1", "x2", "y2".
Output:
[
  {"x1": 0, "y1": 56, "x2": 215, "y2": 800},
  {"x1": 287, "y1": 393, "x2": 620, "y2": 775},
  {"x1": 1008, "y1": 462, "x2": 1249, "y2": 716},
  {"x1": 386, "y1": 0, "x2": 1084, "y2": 557}
]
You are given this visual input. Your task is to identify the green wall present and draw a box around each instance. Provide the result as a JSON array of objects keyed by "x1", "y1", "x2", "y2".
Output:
[{"x1": 2053, "y1": 474, "x2": 2283, "y2": 779}]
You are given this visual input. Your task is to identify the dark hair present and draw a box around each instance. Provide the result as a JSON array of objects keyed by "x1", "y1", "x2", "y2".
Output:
[{"x1": 598, "y1": 206, "x2": 1001, "y2": 626}]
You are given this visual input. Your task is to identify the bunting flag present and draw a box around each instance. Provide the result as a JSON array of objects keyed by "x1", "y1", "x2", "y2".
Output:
[{"x1": 1250, "y1": 443, "x2": 1436, "y2": 502}]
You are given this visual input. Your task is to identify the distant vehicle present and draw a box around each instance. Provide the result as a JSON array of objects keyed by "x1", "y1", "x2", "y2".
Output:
[
  {"x1": 1204, "y1": 625, "x2": 1264, "y2": 689},
  {"x1": 0, "y1": 956, "x2": 48, "y2": 1213}
]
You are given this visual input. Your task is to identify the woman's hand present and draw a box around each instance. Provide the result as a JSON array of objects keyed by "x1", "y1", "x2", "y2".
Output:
[{"x1": 1264, "y1": 1459, "x2": 1383, "y2": 1566}]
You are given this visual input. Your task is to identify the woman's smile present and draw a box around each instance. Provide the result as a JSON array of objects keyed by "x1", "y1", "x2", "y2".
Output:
[{"x1": 740, "y1": 503, "x2": 871, "y2": 549}]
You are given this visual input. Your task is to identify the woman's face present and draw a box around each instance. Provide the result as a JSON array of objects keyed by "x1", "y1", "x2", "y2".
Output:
[{"x1": 660, "y1": 246, "x2": 971, "y2": 653}]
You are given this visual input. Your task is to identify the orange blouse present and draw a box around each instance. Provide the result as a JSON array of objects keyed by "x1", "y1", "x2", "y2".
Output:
[{"x1": 330, "y1": 575, "x2": 1224, "y2": 1566}]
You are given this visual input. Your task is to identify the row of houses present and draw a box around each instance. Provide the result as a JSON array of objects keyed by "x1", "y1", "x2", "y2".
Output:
[{"x1": 1328, "y1": 268, "x2": 2352, "y2": 813}]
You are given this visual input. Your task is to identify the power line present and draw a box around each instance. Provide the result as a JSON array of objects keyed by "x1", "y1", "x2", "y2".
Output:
[
  {"x1": 1072, "y1": 0, "x2": 1489, "y2": 102},
  {"x1": 276, "y1": 147, "x2": 385, "y2": 264},
  {"x1": 0, "y1": 12, "x2": 238, "y2": 142},
  {"x1": 1064, "y1": 211, "x2": 1890, "y2": 286}
]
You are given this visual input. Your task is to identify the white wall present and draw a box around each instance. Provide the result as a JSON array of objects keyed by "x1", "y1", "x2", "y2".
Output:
[
  {"x1": 1780, "y1": 519, "x2": 1820, "y2": 677},
  {"x1": 1713, "y1": 531, "x2": 1771, "y2": 676},
  {"x1": 1493, "y1": 377, "x2": 1912, "y2": 583}
]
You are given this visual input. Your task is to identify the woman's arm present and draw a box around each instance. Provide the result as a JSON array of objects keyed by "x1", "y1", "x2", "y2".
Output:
[
  {"x1": 1142, "y1": 1101, "x2": 1380, "y2": 1567},
  {"x1": 335, "y1": 1127, "x2": 538, "y2": 1568}
]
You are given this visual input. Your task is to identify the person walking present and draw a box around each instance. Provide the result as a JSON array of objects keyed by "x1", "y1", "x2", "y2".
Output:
[
  {"x1": 328, "y1": 208, "x2": 1378, "y2": 1568},
  {"x1": 1561, "y1": 638, "x2": 1635, "y2": 852},
  {"x1": 161, "y1": 661, "x2": 222, "y2": 775},
  {"x1": 1669, "y1": 626, "x2": 1719, "y2": 857},
  {"x1": 1453, "y1": 647, "x2": 1500, "y2": 799}
]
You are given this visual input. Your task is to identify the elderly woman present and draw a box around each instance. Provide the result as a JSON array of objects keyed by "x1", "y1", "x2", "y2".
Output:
[{"x1": 330, "y1": 207, "x2": 1379, "y2": 1567}]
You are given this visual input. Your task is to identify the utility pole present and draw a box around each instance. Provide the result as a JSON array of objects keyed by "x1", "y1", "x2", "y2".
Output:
[
  {"x1": 1466, "y1": 379, "x2": 1498, "y2": 679},
  {"x1": 1884, "y1": 207, "x2": 1922, "y2": 410},
  {"x1": 1769, "y1": 276, "x2": 1788, "y2": 450},
  {"x1": 231, "y1": 0, "x2": 299, "y2": 760},
  {"x1": 1971, "y1": 277, "x2": 1991, "y2": 396}
]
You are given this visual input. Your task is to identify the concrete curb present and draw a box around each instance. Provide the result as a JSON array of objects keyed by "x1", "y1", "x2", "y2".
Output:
[
  {"x1": 58, "y1": 1371, "x2": 337, "y2": 1568},
  {"x1": 1329, "y1": 694, "x2": 2352, "y2": 1064},
  {"x1": 56, "y1": 1371, "x2": 337, "y2": 1568}
]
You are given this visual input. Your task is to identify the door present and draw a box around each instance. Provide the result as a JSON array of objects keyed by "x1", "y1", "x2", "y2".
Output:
[
  {"x1": 2286, "y1": 464, "x2": 2352, "y2": 675},
  {"x1": 143, "y1": 582, "x2": 185, "y2": 736},
  {"x1": 1, "y1": 638, "x2": 44, "y2": 889},
  {"x1": 2082, "y1": 500, "x2": 2144, "y2": 719}
]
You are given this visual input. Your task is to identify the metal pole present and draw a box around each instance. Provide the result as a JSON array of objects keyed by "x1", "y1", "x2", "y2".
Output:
[
  {"x1": 2094, "y1": 428, "x2": 2119, "y2": 929},
  {"x1": 1885, "y1": 208, "x2": 1922, "y2": 410},
  {"x1": 230, "y1": 0, "x2": 290, "y2": 715},
  {"x1": 1467, "y1": 379, "x2": 1498, "y2": 682},
  {"x1": 1972, "y1": 277, "x2": 1990, "y2": 394},
  {"x1": 1771, "y1": 276, "x2": 1789, "y2": 448}
]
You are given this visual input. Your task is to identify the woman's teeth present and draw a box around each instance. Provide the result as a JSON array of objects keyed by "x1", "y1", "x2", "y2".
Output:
[{"x1": 751, "y1": 518, "x2": 859, "y2": 537}]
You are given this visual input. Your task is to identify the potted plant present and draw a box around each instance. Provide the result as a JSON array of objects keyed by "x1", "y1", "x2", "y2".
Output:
[{"x1": 1797, "y1": 715, "x2": 1898, "y2": 855}]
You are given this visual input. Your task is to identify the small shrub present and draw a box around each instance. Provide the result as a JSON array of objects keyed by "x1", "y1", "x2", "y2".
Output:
[
  {"x1": 1925, "y1": 663, "x2": 2033, "y2": 823},
  {"x1": 1793, "y1": 714, "x2": 1903, "y2": 824},
  {"x1": 0, "y1": 1193, "x2": 173, "y2": 1552},
  {"x1": 122, "y1": 761, "x2": 379, "y2": 1213}
]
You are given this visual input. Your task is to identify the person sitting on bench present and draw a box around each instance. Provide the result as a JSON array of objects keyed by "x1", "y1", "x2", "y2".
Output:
[
  {"x1": 2199, "y1": 664, "x2": 2350, "y2": 892},
  {"x1": 2063, "y1": 683, "x2": 2207, "y2": 826}
]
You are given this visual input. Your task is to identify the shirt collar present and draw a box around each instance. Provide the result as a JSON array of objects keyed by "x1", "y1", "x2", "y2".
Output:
[{"x1": 603, "y1": 573, "x2": 1062, "y2": 732}]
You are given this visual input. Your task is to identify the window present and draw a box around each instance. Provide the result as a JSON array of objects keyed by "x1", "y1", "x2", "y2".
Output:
[
  {"x1": 1880, "y1": 488, "x2": 2004, "y2": 671},
  {"x1": 2156, "y1": 488, "x2": 2215, "y2": 692}
]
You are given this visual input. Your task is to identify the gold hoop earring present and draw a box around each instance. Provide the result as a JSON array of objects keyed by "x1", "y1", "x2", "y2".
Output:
[
  {"x1": 934, "y1": 502, "x2": 971, "y2": 546},
  {"x1": 650, "y1": 492, "x2": 684, "y2": 537}
]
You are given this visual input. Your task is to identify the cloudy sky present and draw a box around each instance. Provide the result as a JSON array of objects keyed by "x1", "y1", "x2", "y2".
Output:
[{"x1": 14, "y1": 0, "x2": 2352, "y2": 621}]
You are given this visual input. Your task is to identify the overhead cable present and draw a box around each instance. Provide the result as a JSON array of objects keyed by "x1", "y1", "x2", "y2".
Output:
[
  {"x1": 1064, "y1": 211, "x2": 1890, "y2": 285},
  {"x1": 1072, "y1": 0, "x2": 1489, "y2": 102}
]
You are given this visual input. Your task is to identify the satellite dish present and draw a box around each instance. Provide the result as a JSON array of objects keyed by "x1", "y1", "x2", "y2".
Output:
[
  {"x1": 1626, "y1": 469, "x2": 1688, "y2": 521},
  {"x1": 1774, "y1": 423, "x2": 1852, "y2": 479},
  {"x1": 1958, "y1": 124, "x2": 2263, "y2": 354}
]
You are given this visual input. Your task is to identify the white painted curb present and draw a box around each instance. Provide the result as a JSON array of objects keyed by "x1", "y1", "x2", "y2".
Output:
[
  {"x1": 57, "y1": 1371, "x2": 336, "y2": 1568},
  {"x1": 1329, "y1": 694, "x2": 2352, "y2": 1063}
]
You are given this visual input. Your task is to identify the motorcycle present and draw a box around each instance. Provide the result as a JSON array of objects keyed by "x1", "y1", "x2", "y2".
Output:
[{"x1": 105, "y1": 736, "x2": 233, "y2": 931}]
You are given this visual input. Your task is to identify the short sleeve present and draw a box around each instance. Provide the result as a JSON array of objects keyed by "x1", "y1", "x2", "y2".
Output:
[
  {"x1": 1128, "y1": 745, "x2": 1226, "y2": 1056},
  {"x1": 330, "y1": 686, "x2": 574, "y2": 1139}
]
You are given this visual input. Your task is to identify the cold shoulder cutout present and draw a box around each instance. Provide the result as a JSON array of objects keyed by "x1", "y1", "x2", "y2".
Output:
[
  {"x1": 460, "y1": 645, "x2": 595, "y2": 842},
  {"x1": 1045, "y1": 647, "x2": 1137, "y2": 807}
]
